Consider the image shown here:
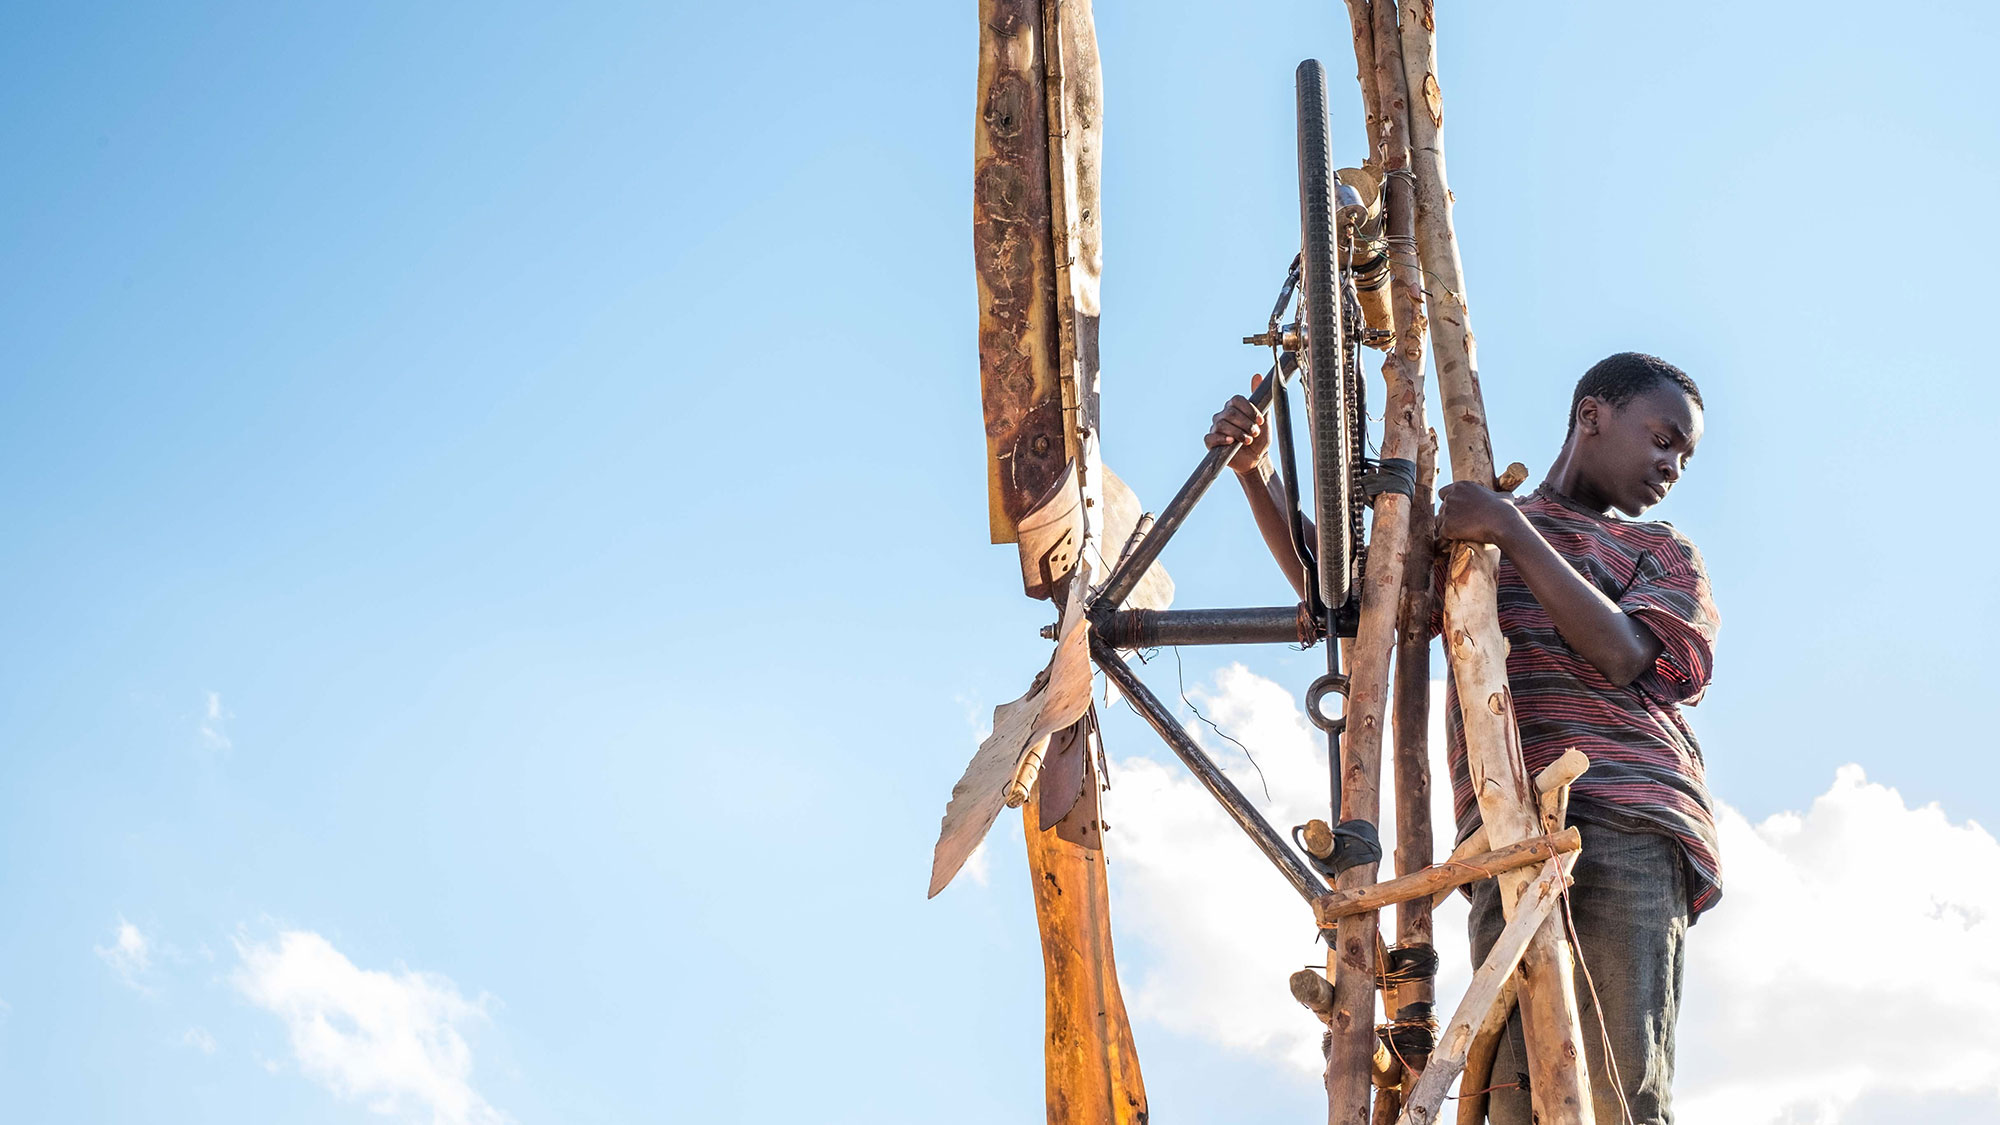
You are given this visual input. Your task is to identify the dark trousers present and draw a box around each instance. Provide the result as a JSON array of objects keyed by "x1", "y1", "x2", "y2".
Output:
[{"x1": 1469, "y1": 821, "x2": 1688, "y2": 1125}]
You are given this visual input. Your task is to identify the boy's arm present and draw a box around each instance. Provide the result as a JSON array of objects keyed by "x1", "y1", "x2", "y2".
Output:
[
  {"x1": 1206, "y1": 377, "x2": 1313, "y2": 601},
  {"x1": 1437, "y1": 481, "x2": 1663, "y2": 688}
]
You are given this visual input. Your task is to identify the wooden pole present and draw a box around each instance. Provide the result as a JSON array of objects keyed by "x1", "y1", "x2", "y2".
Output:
[
  {"x1": 1456, "y1": 973, "x2": 1520, "y2": 1125},
  {"x1": 1395, "y1": 857, "x2": 1575, "y2": 1125},
  {"x1": 1390, "y1": 427, "x2": 1438, "y2": 1080},
  {"x1": 1343, "y1": 1, "x2": 1383, "y2": 174},
  {"x1": 1395, "y1": 6, "x2": 1593, "y2": 1122},
  {"x1": 1326, "y1": 2, "x2": 1432, "y2": 1121}
]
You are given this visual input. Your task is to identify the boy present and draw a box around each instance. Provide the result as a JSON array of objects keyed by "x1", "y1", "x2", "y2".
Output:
[{"x1": 1206, "y1": 352, "x2": 1719, "y2": 1125}]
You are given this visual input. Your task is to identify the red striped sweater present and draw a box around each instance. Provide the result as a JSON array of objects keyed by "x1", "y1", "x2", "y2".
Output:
[{"x1": 1440, "y1": 486, "x2": 1723, "y2": 917}]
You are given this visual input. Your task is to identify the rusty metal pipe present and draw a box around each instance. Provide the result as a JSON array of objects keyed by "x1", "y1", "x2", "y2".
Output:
[
  {"x1": 1096, "y1": 605, "x2": 1315, "y2": 648},
  {"x1": 1090, "y1": 369, "x2": 1278, "y2": 614}
]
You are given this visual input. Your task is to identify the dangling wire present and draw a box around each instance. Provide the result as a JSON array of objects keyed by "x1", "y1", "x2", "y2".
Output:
[{"x1": 1172, "y1": 646, "x2": 1273, "y2": 802}]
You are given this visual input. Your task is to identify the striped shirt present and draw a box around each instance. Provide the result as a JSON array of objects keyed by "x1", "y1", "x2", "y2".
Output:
[{"x1": 1441, "y1": 487, "x2": 1723, "y2": 917}]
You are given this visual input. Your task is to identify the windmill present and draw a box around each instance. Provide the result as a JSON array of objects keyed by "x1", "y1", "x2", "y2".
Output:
[{"x1": 931, "y1": 4, "x2": 1602, "y2": 1124}]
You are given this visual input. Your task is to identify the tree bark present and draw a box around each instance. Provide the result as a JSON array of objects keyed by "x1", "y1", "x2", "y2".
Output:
[
  {"x1": 1391, "y1": 428, "x2": 1438, "y2": 1081},
  {"x1": 1343, "y1": 1, "x2": 1383, "y2": 173},
  {"x1": 1327, "y1": 5, "x2": 1431, "y2": 1123},
  {"x1": 1396, "y1": 6, "x2": 1593, "y2": 1122}
]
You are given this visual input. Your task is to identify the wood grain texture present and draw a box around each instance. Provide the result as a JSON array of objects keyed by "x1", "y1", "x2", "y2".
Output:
[
  {"x1": 1327, "y1": 3, "x2": 1433, "y2": 1121},
  {"x1": 1395, "y1": 6, "x2": 1594, "y2": 1121},
  {"x1": 1024, "y1": 744, "x2": 1148, "y2": 1125},
  {"x1": 1313, "y1": 828, "x2": 1579, "y2": 923},
  {"x1": 1395, "y1": 857, "x2": 1574, "y2": 1125}
]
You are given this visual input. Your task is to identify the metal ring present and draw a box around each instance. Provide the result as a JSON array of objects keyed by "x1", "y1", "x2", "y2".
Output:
[{"x1": 1305, "y1": 673, "x2": 1349, "y2": 734}]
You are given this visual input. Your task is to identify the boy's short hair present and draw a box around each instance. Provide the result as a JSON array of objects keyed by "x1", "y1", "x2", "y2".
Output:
[{"x1": 1567, "y1": 352, "x2": 1704, "y2": 436}]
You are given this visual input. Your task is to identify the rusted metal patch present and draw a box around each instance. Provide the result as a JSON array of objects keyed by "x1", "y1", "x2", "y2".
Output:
[{"x1": 975, "y1": 0, "x2": 1064, "y2": 543}]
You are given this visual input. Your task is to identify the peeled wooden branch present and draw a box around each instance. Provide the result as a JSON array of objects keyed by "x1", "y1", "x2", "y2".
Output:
[
  {"x1": 1456, "y1": 972, "x2": 1520, "y2": 1125},
  {"x1": 1291, "y1": 968, "x2": 1338, "y2": 1024},
  {"x1": 1537, "y1": 747, "x2": 1587, "y2": 832},
  {"x1": 1327, "y1": 3, "x2": 1433, "y2": 1120},
  {"x1": 1316, "y1": 828, "x2": 1579, "y2": 923},
  {"x1": 1395, "y1": 856, "x2": 1575, "y2": 1125},
  {"x1": 1431, "y1": 750, "x2": 1589, "y2": 907},
  {"x1": 1397, "y1": 6, "x2": 1593, "y2": 1120}
]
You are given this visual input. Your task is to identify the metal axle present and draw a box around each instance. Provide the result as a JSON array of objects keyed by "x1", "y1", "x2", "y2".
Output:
[{"x1": 1092, "y1": 605, "x2": 1317, "y2": 648}]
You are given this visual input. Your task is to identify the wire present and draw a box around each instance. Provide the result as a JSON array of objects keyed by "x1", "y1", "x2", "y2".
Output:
[{"x1": 1171, "y1": 646, "x2": 1273, "y2": 802}]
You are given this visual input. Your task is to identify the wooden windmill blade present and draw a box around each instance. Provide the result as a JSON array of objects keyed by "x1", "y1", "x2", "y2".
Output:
[{"x1": 940, "y1": 1, "x2": 1149, "y2": 1122}]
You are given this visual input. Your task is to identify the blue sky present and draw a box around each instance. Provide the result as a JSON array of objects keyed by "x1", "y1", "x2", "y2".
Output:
[{"x1": 3, "y1": 2, "x2": 1998, "y2": 1123}]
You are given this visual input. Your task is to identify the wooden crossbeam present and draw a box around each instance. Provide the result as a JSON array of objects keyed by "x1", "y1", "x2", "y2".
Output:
[
  {"x1": 1313, "y1": 828, "x2": 1579, "y2": 924},
  {"x1": 1396, "y1": 856, "x2": 1577, "y2": 1125}
]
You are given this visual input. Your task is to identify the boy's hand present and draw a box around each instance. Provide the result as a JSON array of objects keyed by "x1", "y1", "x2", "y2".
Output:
[
  {"x1": 1437, "y1": 480, "x2": 1528, "y2": 549},
  {"x1": 1205, "y1": 375, "x2": 1270, "y2": 474}
]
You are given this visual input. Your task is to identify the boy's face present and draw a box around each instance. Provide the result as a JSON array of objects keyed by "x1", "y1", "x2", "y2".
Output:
[{"x1": 1575, "y1": 385, "x2": 1704, "y2": 517}]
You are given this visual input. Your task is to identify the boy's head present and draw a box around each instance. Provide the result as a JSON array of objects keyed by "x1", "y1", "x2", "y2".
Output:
[{"x1": 1562, "y1": 352, "x2": 1704, "y2": 517}]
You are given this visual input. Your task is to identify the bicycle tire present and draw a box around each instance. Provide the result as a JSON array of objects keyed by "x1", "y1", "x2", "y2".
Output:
[{"x1": 1294, "y1": 59, "x2": 1354, "y2": 608}]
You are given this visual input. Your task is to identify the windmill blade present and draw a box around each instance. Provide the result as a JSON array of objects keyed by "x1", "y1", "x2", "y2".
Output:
[
  {"x1": 1014, "y1": 463, "x2": 1172, "y2": 612},
  {"x1": 1036, "y1": 704, "x2": 1097, "y2": 832},
  {"x1": 1101, "y1": 467, "x2": 1172, "y2": 612},
  {"x1": 929, "y1": 557, "x2": 1096, "y2": 899}
]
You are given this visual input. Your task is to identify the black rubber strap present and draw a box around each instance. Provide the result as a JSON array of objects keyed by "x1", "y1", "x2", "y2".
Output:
[
  {"x1": 1360, "y1": 457, "x2": 1417, "y2": 501},
  {"x1": 1329, "y1": 819, "x2": 1383, "y2": 874}
]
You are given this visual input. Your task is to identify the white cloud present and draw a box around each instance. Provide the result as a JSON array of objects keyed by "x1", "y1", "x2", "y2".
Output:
[
  {"x1": 1104, "y1": 664, "x2": 1467, "y2": 1073},
  {"x1": 1676, "y1": 765, "x2": 2000, "y2": 1124},
  {"x1": 1106, "y1": 666, "x2": 2000, "y2": 1124},
  {"x1": 96, "y1": 918, "x2": 154, "y2": 992},
  {"x1": 199, "y1": 691, "x2": 233, "y2": 750},
  {"x1": 233, "y1": 930, "x2": 508, "y2": 1125},
  {"x1": 183, "y1": 1025, "x2": 218, "y2": 1054}
]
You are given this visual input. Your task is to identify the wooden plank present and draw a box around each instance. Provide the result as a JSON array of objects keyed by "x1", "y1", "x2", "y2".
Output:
[{"x1": 1024, "y1": 744, "x2": 1149, "y2": 1125}]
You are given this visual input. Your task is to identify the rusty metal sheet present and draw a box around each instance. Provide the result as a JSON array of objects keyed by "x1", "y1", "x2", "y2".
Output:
[
  {"x1": 1035, "y1": 706, "x2": 1093, "y2": 832},
  {"x1": 975, "y1": 0, "x2": 1065, "y2": 543},
  {"x1": 976, "y1": 0, "x2": 1103, "y2": 546},
  {"x1": 1015, "y1": 462, "x2": 1172, "y2": 608},
  {"x1": 928, "y1": 556, "x2": 1096, "y2": 899}
]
